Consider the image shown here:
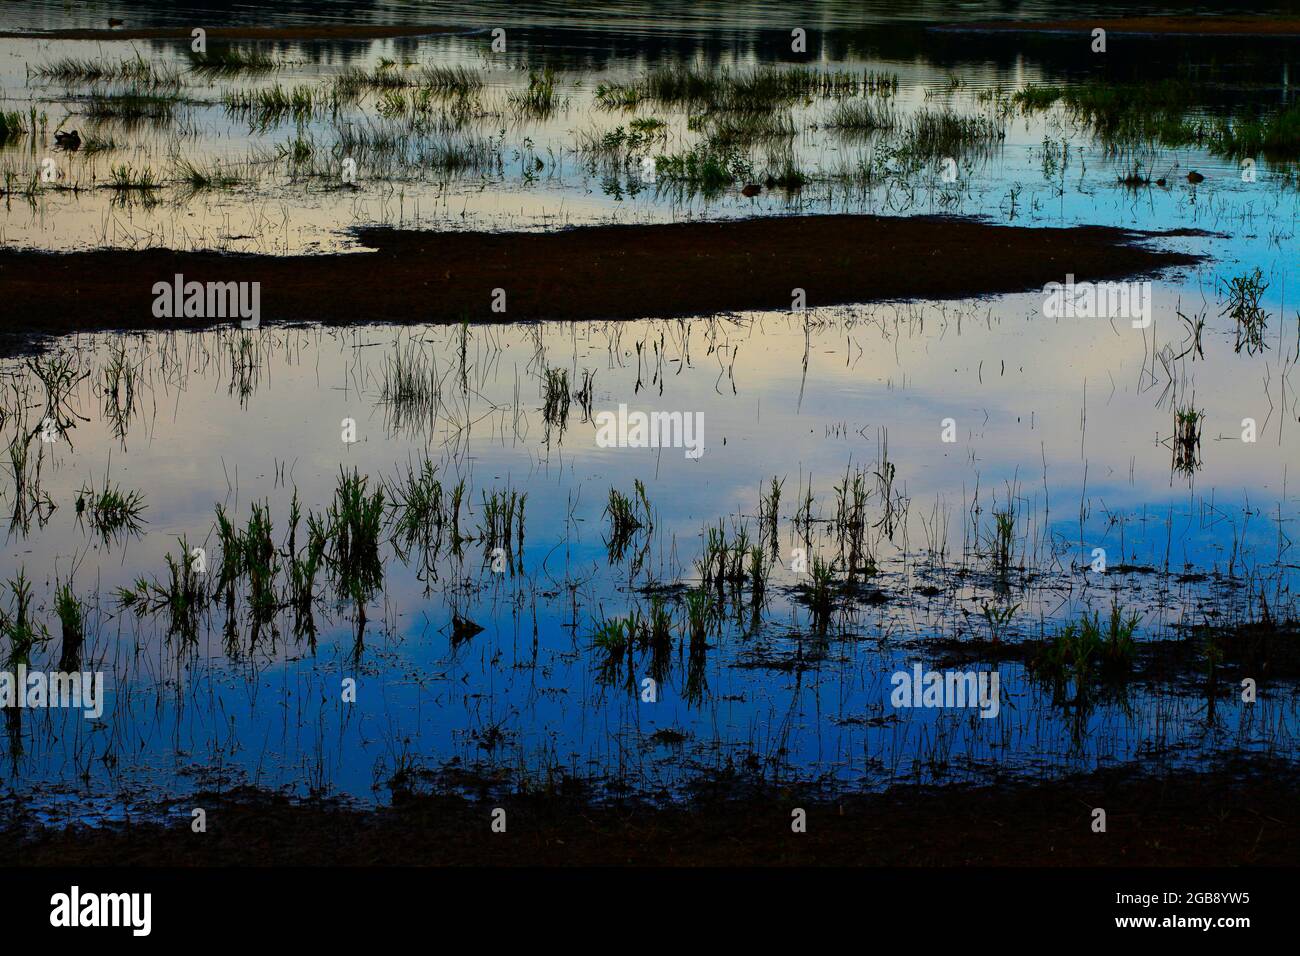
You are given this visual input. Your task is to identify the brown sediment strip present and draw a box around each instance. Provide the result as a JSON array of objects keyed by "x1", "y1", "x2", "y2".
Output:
[
  {"x1": 0, "y1": 24, "x2": 469, "y2": 40},
  {"x1": 0, "y1": 215, "x2": 1205, "y2": 343},
  {"x1": 944, "y1": 16, "x2": 1300, "y2": 37},
  {"x1": 5, "y1": 760, "x2": 1296, "y2": 865}
]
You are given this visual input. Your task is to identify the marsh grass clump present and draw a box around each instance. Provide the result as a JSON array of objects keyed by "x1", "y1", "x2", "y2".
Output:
[
  {"x1": 34, "y1": 55, "x2": 180, "y2": 88},
  {"x1": 541, "y1": 367, "x2": 570, "y2": 428},
  {"x1": 27, "y1": 351, "x2": 88, "y2": 435},
  {"x1": 605, "y1": 480, "x2": 653, "y2": 560},
  {"x1": 593, "y1": 614, "x2": 634, "y2": 654},
  {"x1": 1220, "y1": 268, "x2": 1269, "y2": 355},
  {"x1": 84, "y1": 89, "x2": 180, "y2": 122},
  {"x1": 1173, "y1": 404, "x2": 1203, "y2": 475},
  {"x1": 187, "y1": 46, "x2": 281, "y2": 76},
  {"x1": 902, "y1": 109, "x2": 1005, "y2": 161},
  {"x1": 0, "y1": 110, "x2": 29, "y2": 144},
  {"x1": 387, "y1": 458, "x2": 445, "y2": 560},
  {"x1": 827, "y1": 98, "x2": 899, "y2": 132},
  {"x1": 833, "y1": 464, "x2": 876, "y2": 575},
  {"x1": 601, "y1": 65, "x2": 893, "y2": 112},
  {"x1": 379, "y1": 339, "x2": 443, "y2": 419},
  {"x1": 416, "y1": 64, "x2": 485, "y2": 96},
  {"x1": 761, "y1": 149, "x2": 809, "y2": 190},
  {"x1": 54, "y1": 581, "x2": 84, "y2": 671},
  {"x1": 575, "y1": 118, "x2": 669, "y2": 162},
  {"x1": 241, "y1": 501, "x2": 278, "y2": 625},
  {"x1": 77, "y1": 480, "x2": 146, "y2": 543},
  {"x1": 980, "y1": 601, "x2": 1018, "y2": 645},
  {"x1": 699, "y1": 110, "x2": 797, "y2": 147},
  {"x1": 479, "y1": 487, "x2": 526, "y2": 562},
  {"x1": 683, "y1": 589, "x2": 713, "y2": 648},
  {"x1": 174, "y1": 157, "x2": 246, "y2": 190},
  {"x1": 748, "y1": 545, "x2": 771, "y2": 602},
  {"x1": 333, "y1": 64, "x2": 429, "y2": 98},
  {"x1": 758, "y1": 476, "x2": 784, "y2": 552},
  {"x1": 1032, "y1": 602, "x2": 1140, "y2": 701},
  {"x1": 285, "y1": 490, "x2": 328, "y2": 637},
  {"x1": 990, "y1": 506, "x2": 1015, "y2": 576},
  {"x1": 221, "y1": 84, "x2": 318, "y2": 126},
  {"x1": 209, "y1": 502, "x2": 277, "y2": 632},
  {"x1": 1, "y1": 570, "x2": 48, "y2": 668},
  {"x1": 509, "y1": 68, "x2": 559, "y2": 117},
  {"x1": 104, "y1": 163, "x2": 162, "y2": 191},
  {"x1": 1207, "y1": 103, "x2": 1300, "y2": 161},
  {"x1": 420, "y1": 136, "x2": 499, "y2": 173},
  {"x1": 655, "y1": 140, "x2": 753, "y2": 193},
  {"x1": 81, "y1": 133, "x2": 118, "y2": 155},
  {"x1": 335, "y1": 66, "x2": 483, "y2": 119},
  {"x1": 326, "y1": 468, "x2": 385, "y2": 606},
  {"x1": 161, "y1": 538, "x2": 203, "y2": 642},
  {"x1": 806, "y1": 555, "x2": 836, "y2": 633}
]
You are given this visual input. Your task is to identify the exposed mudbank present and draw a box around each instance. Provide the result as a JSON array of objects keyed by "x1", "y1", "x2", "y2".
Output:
[
  {"x1": 0, "y1": 216, "x2": 1205, "y2": 347},
  {"x1": 5, "y1": 759, "x2": 1295, "y2": 866}
]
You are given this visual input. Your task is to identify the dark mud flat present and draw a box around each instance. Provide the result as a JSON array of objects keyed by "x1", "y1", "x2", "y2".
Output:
[
  {"x1": 946, "y1": 16, "x2": 1300, "y2": 37},
  {"x1": 0, "y1": 216, "x2": 1203, "y2": 346},
  {"x1": 0, "y1": 24, "x2": 468, "y2": 40},
  {"x1": 6, "y1": 760, "x2": 1295, "y2": 866}
]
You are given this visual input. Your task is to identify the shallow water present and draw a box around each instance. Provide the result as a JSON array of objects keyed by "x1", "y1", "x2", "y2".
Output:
[{"x1": 1, "y1": 1, "x2": 1299, "y2": 820}]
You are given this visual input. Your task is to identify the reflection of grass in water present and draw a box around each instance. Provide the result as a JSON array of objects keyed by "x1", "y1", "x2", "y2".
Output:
[
  {"x1": 104, "y1": 163, "x2": 162, "y2": 190},
  {"x1": 222, "y1": 84, "x2": 319, "y2": 126},
  {"x1": 379, "y1": 338, "x2": 445, "y2": 434},
  {"x1": 187, "y1": 46, "x2": 281, "y2": 76},
  {"x1": 604, "y1": 481, "x2": 652, "y2": 561},
  {"x1": 541, "y1": 367, "x2": 570, "y2": 427},
  {"x1": 326, "y1": 468, "x2": 386, "y2": 607},
  {"x1": 827, "y1": 98, "x2": 899, "y2": 132},
  {"x1": 77, "y1": 480, "x2": 147, "y2": 544},
  {"x1": 54, "y1": 581, "x2": 84, "y2": 671},
  {"x1": 698, "y1": 110, "x2": 797, "y2": 147},
  {"x1": 105, "y1": 539, "x2": 207, "y2": 644},
  {"x1": 574, "y1": 118, "x2": 668, "y2": 161},
  {"x1": 387, "y1": 458, "x2": 444, "y2": 558},
  {"x1": 598, "y1": 65, "x2": 894, "y2": 111},
  {"x1": 901, "y1": 109, "x2": 1005, "y2": 161},
  {"x1": 1220, "y1": 268, "x2": 1270, "y2": 355},
  {"x1": 332, "y1": 123, "x2": 502, "y2": 178},
  {"x1": 32, "y1": 54, "x2": 179, "y2": 88},
  {"x1": 1031, "y1": 602, "x2": 1139, "y2": 698},
  {"x1": 479, "y1": 487, "x2": 526, "y2": 562},
  {"x1": 1, "y1": 570, "x2": 47, "y2": 668},
  {"x1": 1173, "y1": 404, "x2": 1203, "y2": 476},
  {"x1": 655, "y1": 140, "x2": 753, "y2": 190},
  {"x1": 1016, "y1": 79, "x2": 1300, "y2": 161},
  {"x1": 991, "y1": 507, "x2": 1015, "y2": 576},
  {"x1": 0, "y1": 110, "x2": 28, "y2": 144},
  {"x1": 81, "y1": 133, "x2": 117, "y2": 155},
  {"x1": 174, "y1": 157, "x2": 246, "y2": 190},
  {"x1": 85, "y1": 89, "x2": 180, "y2": 121},
  {"x1": 508, "y1": 68, "x2": 560, "y2": 118},
  {"x1": 334, "y1": 64, "x2": 484, "y2": 100},
  {"x1": 287, "y1": 492, "x2": 329, "y2": 639},
  {"x1": 1212, "y1": 104, "x2": 1300, "y2": 161}
]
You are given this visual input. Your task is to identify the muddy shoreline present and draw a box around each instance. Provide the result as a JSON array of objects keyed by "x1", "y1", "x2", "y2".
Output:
[
  {"x1": 5, "y1": 759, "x2": 1294, "y2": 866},
  {"x1": 0, "y1": 216, "x2": 1205, "y2": 347}
]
